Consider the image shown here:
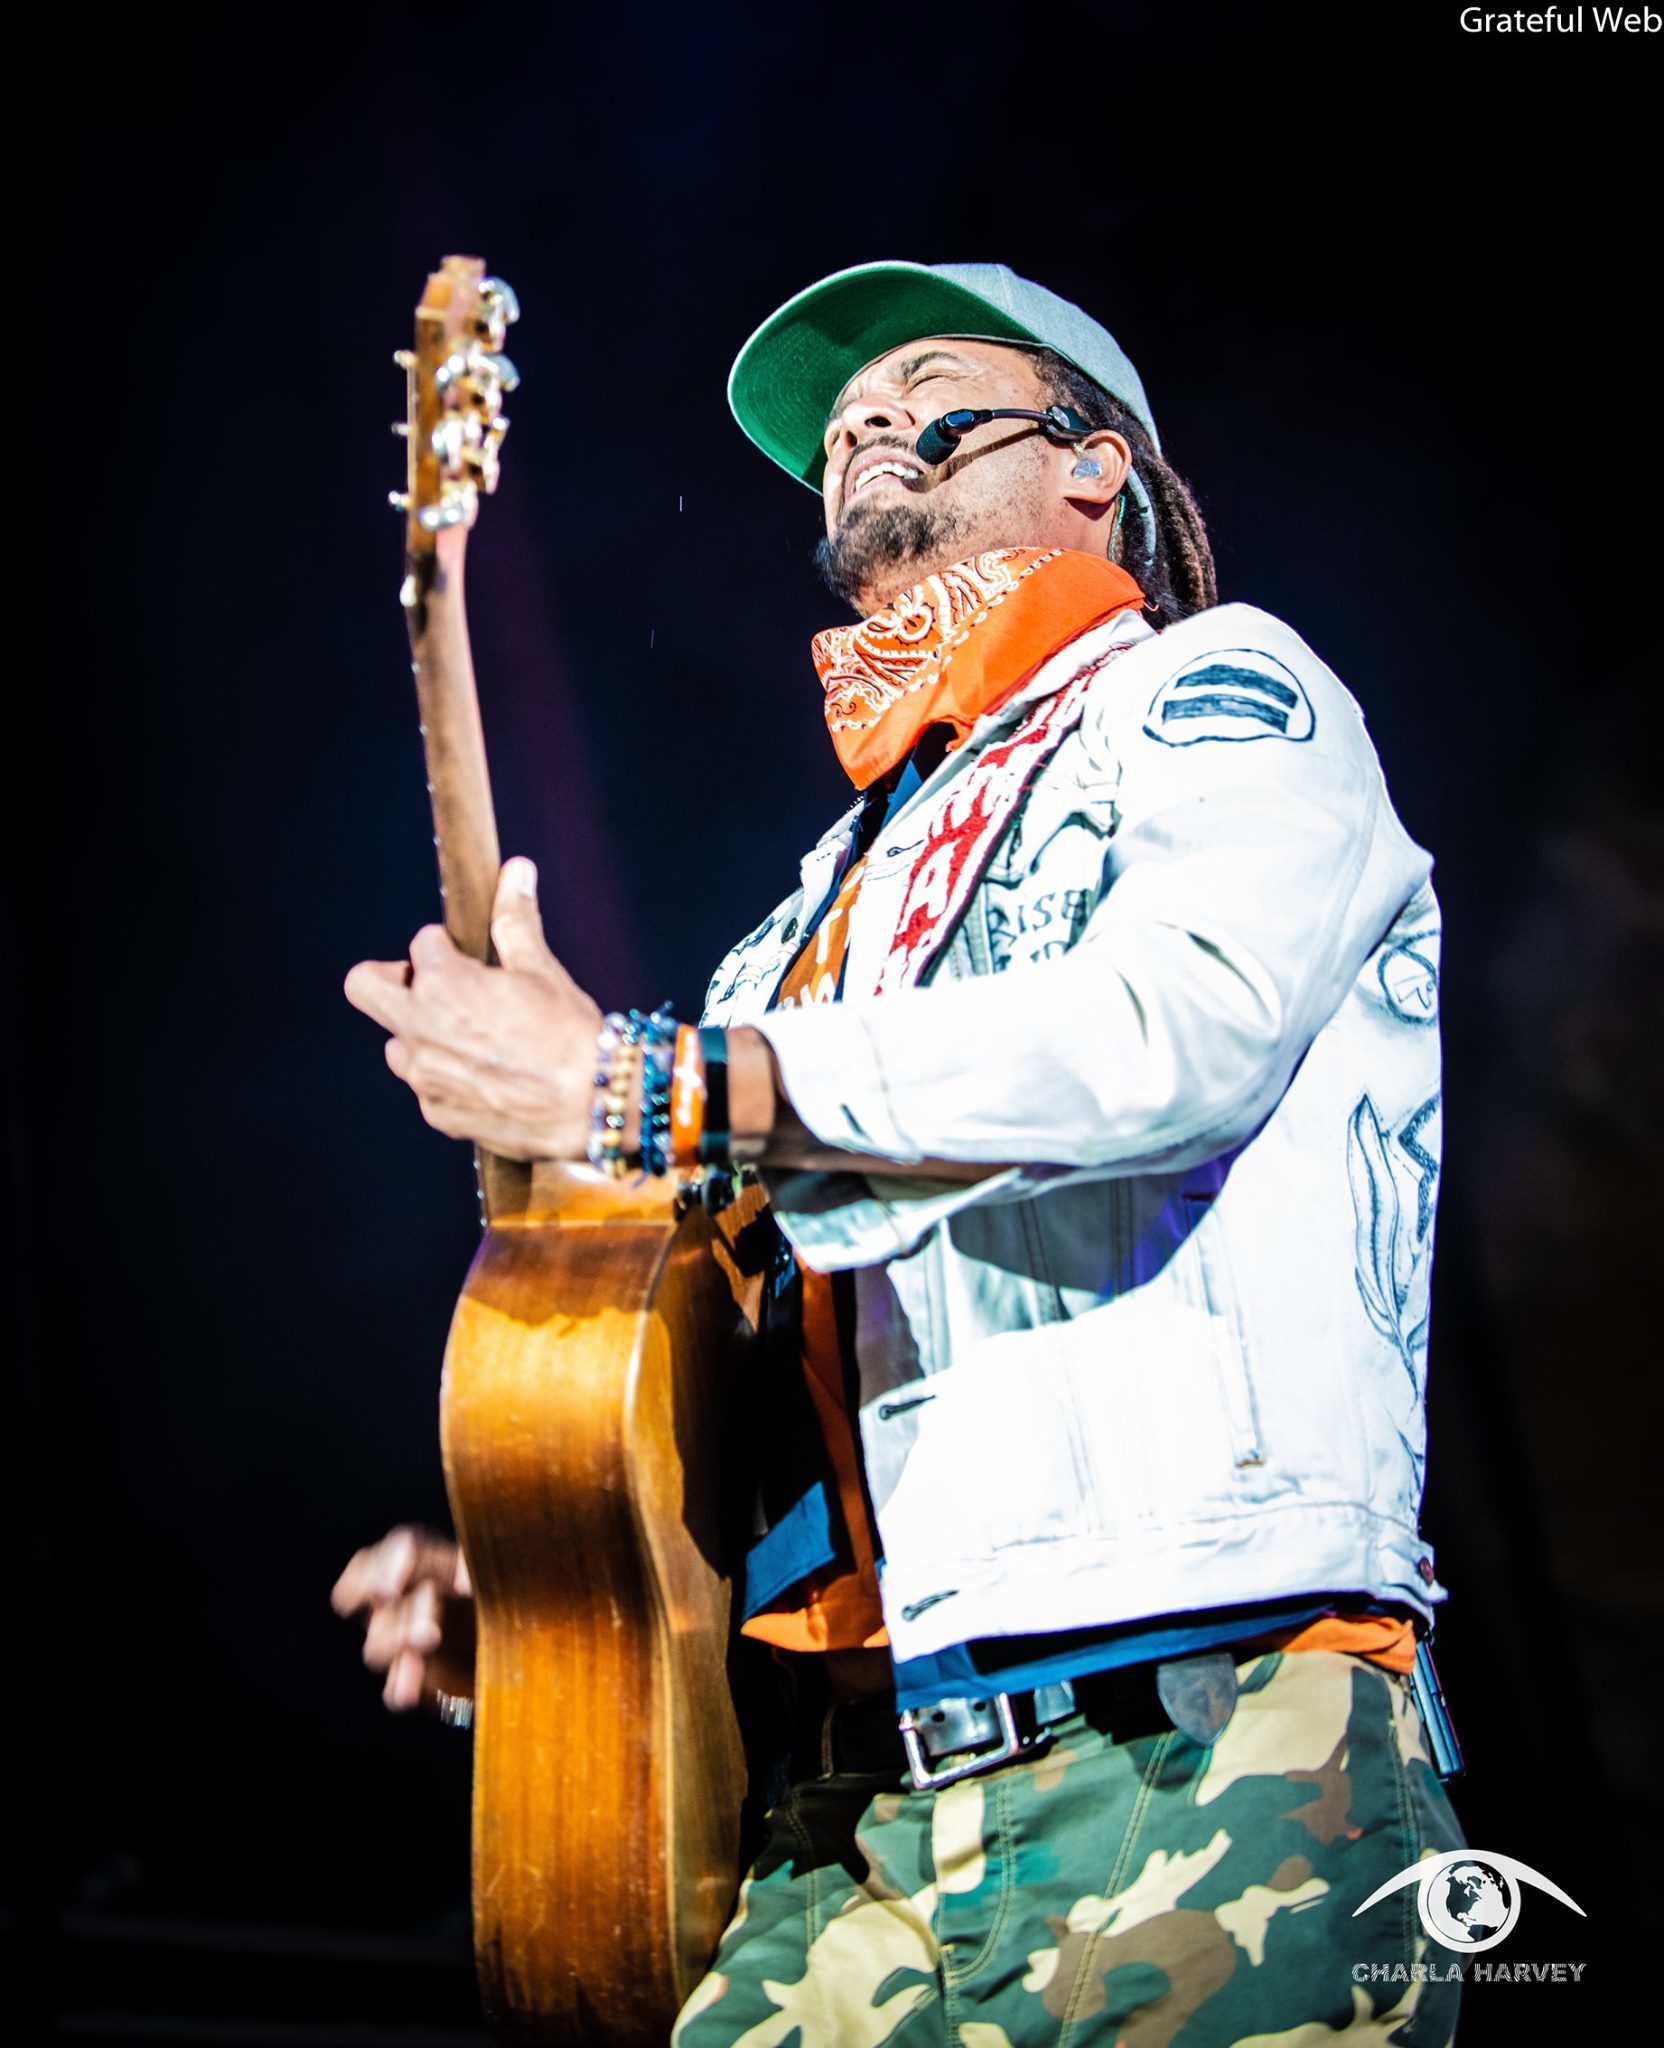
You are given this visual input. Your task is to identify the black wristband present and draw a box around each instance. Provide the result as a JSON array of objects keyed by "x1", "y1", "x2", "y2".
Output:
[{"x1": 697, "y1": 1026, "x2": 730, "y2": 1167}]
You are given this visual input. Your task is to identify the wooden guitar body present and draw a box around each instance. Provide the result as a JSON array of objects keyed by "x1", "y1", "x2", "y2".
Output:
[{"x1": 442, "y1": 1166, "x2": 767, "y2": 2043}]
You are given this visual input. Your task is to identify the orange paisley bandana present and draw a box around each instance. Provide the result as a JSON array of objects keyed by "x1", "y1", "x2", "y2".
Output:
[{"x1": 812, "y1": 548, "x2": 1147, "y2": 789}]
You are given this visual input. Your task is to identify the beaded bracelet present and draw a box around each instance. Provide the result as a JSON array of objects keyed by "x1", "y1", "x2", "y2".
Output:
[
  {"x1": 588, "y1": 1011, "x2": 643, "y2": 1178},
  {"x1": 637, "y1": 1005, "x2": 678, "y2": 1179},
  {"x1": 588, "y1": 1006, "x2": 686, "y2": 1178}
]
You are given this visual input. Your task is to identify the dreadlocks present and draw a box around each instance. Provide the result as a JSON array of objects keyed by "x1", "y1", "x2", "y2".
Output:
[{"x1": 1030, "y1": 349, "x2": 1217, "y2": 623}]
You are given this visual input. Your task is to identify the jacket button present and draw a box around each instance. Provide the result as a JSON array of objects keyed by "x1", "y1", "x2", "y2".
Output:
[{"x1": 1418, "y1": 1557, "x2": 1436, "y2": 1585}]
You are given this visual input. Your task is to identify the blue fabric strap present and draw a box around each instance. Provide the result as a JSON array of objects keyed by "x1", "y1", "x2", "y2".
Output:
[
  {"x1": 741, "y1": 1479, "x2": 840, "y2": 1621},
  {"x1": 889, "y1": 1599, "x2": 1339, "y2": 1712}
]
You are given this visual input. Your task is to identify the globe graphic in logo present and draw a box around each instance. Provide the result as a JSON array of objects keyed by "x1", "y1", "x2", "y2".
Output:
[
  {"x1": 1355, "y1": 1846, "x2": 1584, "y2": 1953},
  {"x1": 1422, "y1": 1859, "x2": 1519, "y2": 1951}
]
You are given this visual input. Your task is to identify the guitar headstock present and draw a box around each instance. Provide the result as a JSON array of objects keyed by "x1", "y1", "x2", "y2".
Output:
[{"x1": 391, "y1": 255, "x2": 520, "y2": 555}]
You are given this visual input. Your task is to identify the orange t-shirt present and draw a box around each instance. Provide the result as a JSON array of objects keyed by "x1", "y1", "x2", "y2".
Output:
[
  {"x1": 740, "y1": 853, "x2": 1417, "y2": 1678},
  {"x1": 743, "y1": 855, "x2": 889, "y2": 1653}
]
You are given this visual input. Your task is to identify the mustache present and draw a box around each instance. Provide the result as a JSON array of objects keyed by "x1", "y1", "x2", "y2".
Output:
[{"x1": 839, "y1": 433, "x2": 926, "y2": 508}]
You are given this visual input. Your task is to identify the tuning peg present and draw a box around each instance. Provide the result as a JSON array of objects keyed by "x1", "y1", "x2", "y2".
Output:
[
  {"x1": 480, "y1": 276, "x2": 520, "y2": 324},
  {"x1": 460, "y1": 349, "x2": 520, "y2": 408},
  {"x1": 419, "y1": 480, "x2": 477, "y2": 531},
  {"x1": 391, "y1": 421, "x2": 409, "y2": 437},
  {"x1": 388, "y1": 490, "x2": 411, "y2": 512},
  {"x1": 431, "y1": 415, "x2": 466, "y2": 471},
  {"x1": 476, "y1": 277, "x2": 520, "y2": 351},
  {"x1": 393, "y1": 349, "x2": 415, "y2": 370}
]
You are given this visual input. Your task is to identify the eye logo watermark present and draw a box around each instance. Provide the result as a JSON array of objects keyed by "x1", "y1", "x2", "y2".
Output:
[{"x1": 1355, "y1": 1849, "x2": 1585, "y2": 1955}]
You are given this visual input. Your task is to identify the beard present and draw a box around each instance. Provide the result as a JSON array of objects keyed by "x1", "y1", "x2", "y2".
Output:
[{"x1": 813, "y1": 495, "x2": 977, "y2": 613}]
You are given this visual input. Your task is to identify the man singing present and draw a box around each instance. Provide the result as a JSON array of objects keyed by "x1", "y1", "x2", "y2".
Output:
[{"x1": 337, "y1": 262, "x2": 1463, "y2": 2044}]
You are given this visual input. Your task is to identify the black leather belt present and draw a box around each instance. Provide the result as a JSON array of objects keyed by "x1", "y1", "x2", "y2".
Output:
[{"x1": 800, "y1": 1651, "x2": 1240, "y2": 1790}]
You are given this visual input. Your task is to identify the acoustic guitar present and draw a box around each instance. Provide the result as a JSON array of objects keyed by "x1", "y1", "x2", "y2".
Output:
[{"x1": 391, "y1": 255, "x2": 764, "y2": 2043}]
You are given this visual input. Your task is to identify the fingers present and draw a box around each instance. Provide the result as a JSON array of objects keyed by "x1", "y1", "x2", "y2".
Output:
[
  {"x1": 384, "y1": 1647, "x2": 428, "y2": 1712},
  {"x1": 362, "y1": 1581, "x2": 442, "y2": 1670},
  {"x1": 349, "y1": 875, "x2": 599, "y2": 1160},
  {"x1": 381, "y1": 1041, "x2": 495, "y2": 1140},
  {"x1": 345, "y1": 929, "x2": 469, "y2": 1033},
  {"x1": 330, "y1": 1541, "x2": 384, "y2": 1617},
  {"x1": 343, "y1": 958, "x2": 416, "y2": 1031},
  {"x1": 490, "y1": 856, "x2": 557, "y2": 976},
  {"x1": 330, "y1": 1529, "x2": 406, "y2": 1616},
  {"x1": 408, "y1": 923, "x2": 459, "y2": 972},
  {"x1": 352, "y1": 1564, "x2": 450, "y2": 1712},
  {"x1": 331, "y1": 1525, "x2": 464, "y2": 1616},
  {"x1": 380, "y1": 1525, "x2": 466, "y2": 1597},
  {"x1": 401, "y1": 1576, "x2": 442, "y2": 1651},
  {"x1": 344, "y1": 1543, "x2": 462, "y2": 1715}
]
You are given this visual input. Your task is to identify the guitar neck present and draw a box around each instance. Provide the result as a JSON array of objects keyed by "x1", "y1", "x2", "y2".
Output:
[
  {"x1": 404, "y1": 525, "x2": 500, "y2": 957},
  {"x1": 403, "y1": 525, "x2": 530, "y2": 1221},
  {"x1": 394, "y1": 255, "x2": 531, "y2": 1224}
]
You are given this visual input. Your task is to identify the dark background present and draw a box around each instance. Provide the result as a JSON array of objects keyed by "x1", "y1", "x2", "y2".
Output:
[{"x1": 11, "y1": 3, "x2": 1656, "y2": 2042}]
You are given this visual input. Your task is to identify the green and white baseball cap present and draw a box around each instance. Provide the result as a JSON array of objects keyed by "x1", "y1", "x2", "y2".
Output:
[{"x1": 728, "y1": 260, "x2": 1160, "y2": 492}]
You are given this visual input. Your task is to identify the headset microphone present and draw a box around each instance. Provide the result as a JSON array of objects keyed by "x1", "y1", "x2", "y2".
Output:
[{"x1": 915, "y1": 404, "x2": 1091, "y2": 466}]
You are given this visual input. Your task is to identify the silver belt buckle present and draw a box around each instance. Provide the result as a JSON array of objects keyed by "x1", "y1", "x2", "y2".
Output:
[{"x1": 898, "y1": 1692, "x2": 1046, "y2": 1791}]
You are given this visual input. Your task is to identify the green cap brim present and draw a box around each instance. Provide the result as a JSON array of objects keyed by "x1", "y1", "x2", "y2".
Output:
[{"x1": 727, "y1": 261, "x2": 1050, "y2": 494}]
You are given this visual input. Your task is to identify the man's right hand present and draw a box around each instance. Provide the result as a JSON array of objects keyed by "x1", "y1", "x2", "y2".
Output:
[{"x1": 331, "y1": 1525, "x2": 475, "y2": 1713}]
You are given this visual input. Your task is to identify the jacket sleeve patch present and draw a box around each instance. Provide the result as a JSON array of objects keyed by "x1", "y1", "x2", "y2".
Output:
[{"x1": 1143, "y1": 649, "x2": 1315, "y2": 746}]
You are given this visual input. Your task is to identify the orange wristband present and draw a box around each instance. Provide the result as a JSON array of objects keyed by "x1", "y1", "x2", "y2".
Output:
[{"x1": 670, "y1": 1023, "x2": 706, "y2": 1170}]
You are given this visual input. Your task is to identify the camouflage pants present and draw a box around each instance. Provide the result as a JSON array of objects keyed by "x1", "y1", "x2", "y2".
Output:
[{"x1": 673, "y1": 1650, "x2": 1464, "y2": 2047}]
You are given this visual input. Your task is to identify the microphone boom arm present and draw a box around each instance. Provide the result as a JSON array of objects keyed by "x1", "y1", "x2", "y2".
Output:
[{"x1": 915, "y1": 404, "x2": 1090, "y2": 465}]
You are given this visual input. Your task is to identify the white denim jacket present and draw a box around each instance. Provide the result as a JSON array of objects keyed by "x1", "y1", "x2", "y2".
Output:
[{"x1": 702, "y1": 602, "x2": 1445, "y2": 1664}]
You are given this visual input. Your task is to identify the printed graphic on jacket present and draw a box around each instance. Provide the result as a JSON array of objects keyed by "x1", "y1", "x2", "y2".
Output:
[
  {"x1": 1377, "y1": 931, "x2": 1440, "y2": 1026},
  {"x1": 1144, "y1": 647, "x2": 1315, "y2": 746},
  {"x1": 1347, "y1": 1089, "x2": 1441, "y2": 1414},
  {"x1": 985, "y1": 884, "x2": 1096, "y2": 970}
]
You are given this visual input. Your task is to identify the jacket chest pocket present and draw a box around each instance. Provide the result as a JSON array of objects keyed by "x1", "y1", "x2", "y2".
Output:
[{"x1": 1181, "y1": 1195, "x2": 1264, "y2": 1470}]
